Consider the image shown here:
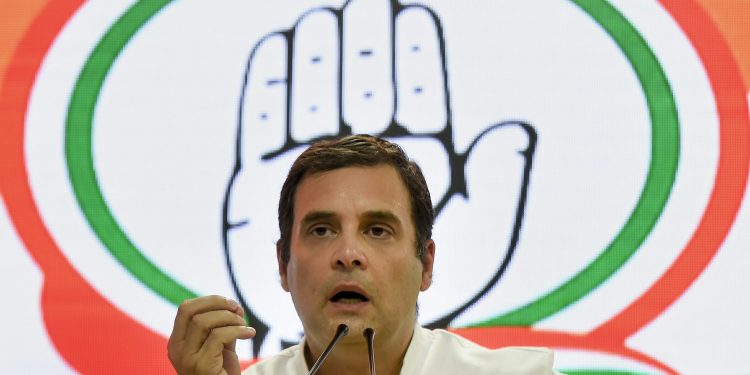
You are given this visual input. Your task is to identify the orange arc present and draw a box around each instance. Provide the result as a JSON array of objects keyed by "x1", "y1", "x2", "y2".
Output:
[
  {"x1": 0, "y1": 1, "x2": 176, "y2": 374},
  {"x1": 696, "y1": 0, "x2": 750, "y2": 91}
]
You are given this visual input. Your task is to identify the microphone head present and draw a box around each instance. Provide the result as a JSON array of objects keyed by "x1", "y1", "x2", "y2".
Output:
[
  {"x1": 363, "y1": 327, "x2": 375, "y2": 339},
  {"x1": 336, "y1": 324, "x2": 349, "y2": 336}
]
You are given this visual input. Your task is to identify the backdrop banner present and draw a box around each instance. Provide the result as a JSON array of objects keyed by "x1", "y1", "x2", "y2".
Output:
[{"x1": 1, "y1": 1, "x2": 749, "y2": 374}]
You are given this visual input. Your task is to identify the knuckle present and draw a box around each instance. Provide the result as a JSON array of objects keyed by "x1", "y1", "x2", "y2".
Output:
[
  {"x1": 167, "y1": 349, "x2": 177, "y2": 364},
  {"x1": 177, "y1": 299, "x2": 194, "y2": 314},
  {"x1": 166, "y1": 338, "x2": 179, "y2": 355},
  {"x1": 190, "y1": 314, "x2": 210, "y2": 331},
  {"x1": 235, "y1": 314, "x2": 248, "y2": 326},
  {"x1": 226, "y1": 309, "x2": 245, "y2": 323},
  {"x1": 218, "y1": 310, "x2": 235, "y2": 323},
  {"x1": 217, "y1": 309, "x2": 244, "y2": 326},
  {"x1": 205, "y1": 294, "x2": 225, "y2": 306}
]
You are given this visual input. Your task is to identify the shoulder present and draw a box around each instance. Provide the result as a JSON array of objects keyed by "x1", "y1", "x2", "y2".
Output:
[
  {"x1": 241, "y1": 344, "x2": 306, "y2": 375},
  {"x1": 430, "y1": 328, "x2": 553, "y2": 355},
  {"x1": 402, "y1": 327, "x2": 558, "y2": 375},
  {"x1": 426, "y1": 328, "x2": 555, "y2": 361}
]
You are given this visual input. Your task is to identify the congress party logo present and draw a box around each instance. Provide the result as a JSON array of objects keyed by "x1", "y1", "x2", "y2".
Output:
[
  {"x1": 2, "y1": 0, "x2": 747, "y2": 374},
  {"x1": 222, "y1": 0, "x2": 538, "y2": 356}
]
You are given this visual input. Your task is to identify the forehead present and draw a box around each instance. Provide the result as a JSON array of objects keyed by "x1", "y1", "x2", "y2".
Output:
[{"x1": 293, "y1": 164, "x2": 412, "y2": 222}]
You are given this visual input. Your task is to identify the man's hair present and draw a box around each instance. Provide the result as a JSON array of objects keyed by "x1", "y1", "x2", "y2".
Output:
[{"x1": 277, "y1": 134, "x2": 434, "y2": 264}]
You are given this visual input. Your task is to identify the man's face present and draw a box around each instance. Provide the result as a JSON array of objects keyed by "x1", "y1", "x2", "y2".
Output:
[{"x1": 278, "y1": 164, "x2": 434, "y2": 349}]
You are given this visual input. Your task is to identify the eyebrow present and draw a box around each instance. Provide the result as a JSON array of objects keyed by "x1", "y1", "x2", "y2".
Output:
[
  {"x1": 300, "y1": 211, "x2": 337, "y2": 228},
  {"x1": 299, "y1": 210, "x2": 403, "y2": 227},
  {"x1": 361, "y1": 210, "x2": 402, "y2": 228}
]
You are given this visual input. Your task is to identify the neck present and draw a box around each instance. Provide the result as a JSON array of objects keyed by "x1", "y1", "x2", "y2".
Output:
[{"x1": 305, "y1": 326, "x2": 414, "y2": 375}]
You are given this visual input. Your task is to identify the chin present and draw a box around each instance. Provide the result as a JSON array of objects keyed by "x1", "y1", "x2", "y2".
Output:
[{"x1": 332, "y1": 318, "x2": 369, "y2": 337}]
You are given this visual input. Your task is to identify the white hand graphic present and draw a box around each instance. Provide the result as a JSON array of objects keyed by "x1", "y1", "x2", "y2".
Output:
[{"x1": 223, "y1": 0, "x2": 536, "y2": 357}]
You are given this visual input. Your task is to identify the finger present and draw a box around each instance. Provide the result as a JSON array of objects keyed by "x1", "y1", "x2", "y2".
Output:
[
  {"x1": 230, "y1": 32, "x2": 289, "y2": 232},
  {"x1": 196, "y1": 326, "x2": 256, "y2": 371},
  {"x1": 342, "y1": 0, "x2": 394, "y2": 134},
  {"x1": 395, "y1": 5, "x2": 447, "y2": 133},
  {"x1": 418, "y1": 124, "x2": 532, "y2": 324},
  {"x1": 183, "y1": 309, "x2": 251, "y2": 356},
  {"x1": 290, "y1": 8, "x2": 340, "y2": 141},
  {"x1": 239, "y1": 32, "x2": 288, "y2": 164},
  {"x1": 223, "y1": 346, "x2": 243, "y2": 375},
  {"x1": 171, "y1": 296, "x2": 243, "y2": 344}
]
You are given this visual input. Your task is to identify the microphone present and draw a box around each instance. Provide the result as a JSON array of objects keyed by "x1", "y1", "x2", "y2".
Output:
[
  {"x1": 364, "y1": 328, "x2": 376, "y2": 375},
  {"x1": 307, "y1": 324, "x2": 349, "y2": 375}
]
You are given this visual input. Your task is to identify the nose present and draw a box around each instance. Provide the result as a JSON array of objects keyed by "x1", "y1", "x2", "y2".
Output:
[{"x1": 331, "y1": 234, "x2": 368, "y2": 271}]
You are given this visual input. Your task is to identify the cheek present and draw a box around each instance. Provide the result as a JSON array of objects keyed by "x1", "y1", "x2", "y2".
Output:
[
  {"x1": 386, "y1": 261, "x2": 423, "y2": 299},
  {"x1": 285, "y1": 261, "x2": 301, "y2": 291},
  {"x1": 287, "y1": 260, "x2": 319, "y2": 297}
]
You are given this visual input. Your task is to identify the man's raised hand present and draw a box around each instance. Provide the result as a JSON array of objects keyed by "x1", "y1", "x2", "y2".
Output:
[{"x1": 168, "y1": 295, "x2": 256, "y2": 375}]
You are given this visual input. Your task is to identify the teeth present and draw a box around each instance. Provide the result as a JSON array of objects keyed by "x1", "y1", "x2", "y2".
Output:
[
  {"x1": 337, "y1": 298, "x2": 363, "y2": 304},
  {"x1": 331, "y1": 291, "x2": 368, "y2": 303}
]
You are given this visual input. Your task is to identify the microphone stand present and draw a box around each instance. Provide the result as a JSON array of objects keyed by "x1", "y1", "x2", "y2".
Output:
[{"x1": 364, "y1": 328, "x2": 376, "y2": 375}]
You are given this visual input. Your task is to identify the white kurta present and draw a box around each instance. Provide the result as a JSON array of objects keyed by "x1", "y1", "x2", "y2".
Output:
[{"x1": 242, "y1": 326, "x2": 560, "y2": 374}]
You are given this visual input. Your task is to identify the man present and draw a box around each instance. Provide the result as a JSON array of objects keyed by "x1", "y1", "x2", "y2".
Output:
[{"x1": 168, "y1": 135, "x2": 558, "y2": 374}]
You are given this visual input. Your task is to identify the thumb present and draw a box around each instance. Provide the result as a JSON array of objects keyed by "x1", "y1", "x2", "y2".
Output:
[{"x1": 222, "y1": 345, "x2": 241, "y2": 375}]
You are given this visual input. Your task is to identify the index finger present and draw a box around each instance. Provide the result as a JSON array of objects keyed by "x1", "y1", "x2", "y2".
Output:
[
  {"x1": 171, "y1": 295, "x2": 244, "y2": 343},
  {"x1": 238, "y1": 32, "x2": 288, "y2": 162}
]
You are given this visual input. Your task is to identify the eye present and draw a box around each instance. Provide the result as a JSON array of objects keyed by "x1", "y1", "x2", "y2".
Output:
[
  {"x1": 366, "y1": 225, "x2": 392, "y2": 238},
  {"x1": 310, "y1": 225, "x2": 335, "y2": 238}
]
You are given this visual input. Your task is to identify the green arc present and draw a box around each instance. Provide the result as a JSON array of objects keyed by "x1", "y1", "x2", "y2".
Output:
[
  {"x1": 65, "y1": 0, "x2": 195, "y2": 305},
  {"x1": 470, "y1": 0, "x2": 678, "y2": 327},
  {"x1": 65, "y1": 0, "x2": 678, "y2": 323}
]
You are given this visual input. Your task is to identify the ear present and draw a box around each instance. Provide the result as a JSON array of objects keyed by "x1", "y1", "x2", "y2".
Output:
[
  {"x1": 419, "y1": 239, "x2": 435, "y2": 292},
  {"x1": 277, "y1": 243, "x2": 289, "y2": 292}
]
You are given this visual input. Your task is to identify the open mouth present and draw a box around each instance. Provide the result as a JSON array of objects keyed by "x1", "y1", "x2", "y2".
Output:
[{"x1": 330, "y1": 291, "x2": 370, "y2": 304}]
